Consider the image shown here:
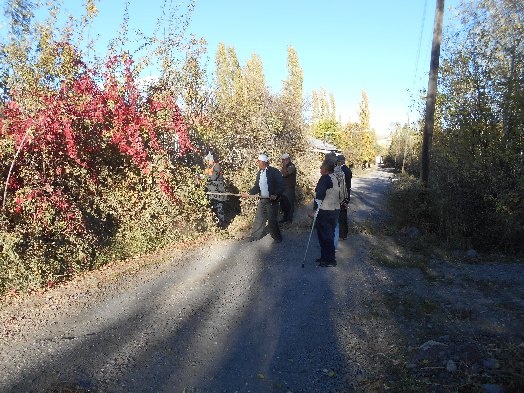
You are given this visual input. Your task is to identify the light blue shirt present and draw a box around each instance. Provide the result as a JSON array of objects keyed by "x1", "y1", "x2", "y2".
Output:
[{"x1": 259, "y1": 169, "x2": 269, "y2": 198}]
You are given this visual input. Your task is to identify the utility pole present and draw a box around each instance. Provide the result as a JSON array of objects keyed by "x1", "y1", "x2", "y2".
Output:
[{"x1": 420, "y1": 0, "x2": 444, "y2": 187}]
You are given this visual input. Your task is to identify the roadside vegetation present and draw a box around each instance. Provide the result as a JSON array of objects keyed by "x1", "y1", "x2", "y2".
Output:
[
  {"x1": 384, "y1": 0, "x2": 523, "y2": 253},
  {"x1": 0, "y1": 0, "x2": 522, "y2": 298},
  {"x1": 0, "y1": 1, "x2": 377, "y2": 296}
]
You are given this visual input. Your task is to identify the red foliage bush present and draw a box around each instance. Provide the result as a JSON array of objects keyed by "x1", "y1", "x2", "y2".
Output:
[
  {"x1": 0, "y1": 43, "x2": 198, "y2": 292},
  {"x1": 1, "y1": 45, "x2": 192, "y2": 224}
]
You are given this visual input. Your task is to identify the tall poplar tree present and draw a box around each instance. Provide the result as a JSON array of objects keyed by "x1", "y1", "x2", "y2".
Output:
[
  {"x1": 358, "y1": 91, "x2": 370, "y2": 132},
  {"x1": 180, "y1": 38, "x2": 209, "y2": 128},
  {"x1": 312, "y1": 88, "x2": 336, "y2": 123},
  {"x1": 242, "y1": 53, "x2": 267, "y2": 131},
  {"x1": 311, "y1": 88, "x2": 339, "y2": 143},
  {"x1": 282, "y1": 46, "x2": 303, "y2": 130},
  {"x1": 215, "y1": 42, "x2": 241, "y2": 105},
  {"x1": 358, "y1": 91, "x2": 376, "y2": 166}
]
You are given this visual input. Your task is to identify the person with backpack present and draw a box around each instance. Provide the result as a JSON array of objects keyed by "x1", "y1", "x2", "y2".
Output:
[
  {"x1": 279, "y1": 153, "x2": 297, "y2": 224},
  {"x1": 325, "y1": 152, "x2": 343, "y2": 248},
  {"x1": 336, "y1": 155, "x2": 352, "y2": 239}
]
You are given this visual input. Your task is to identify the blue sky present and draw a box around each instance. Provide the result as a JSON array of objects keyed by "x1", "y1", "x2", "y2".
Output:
[
  {"x1": 185, "y1": 0, "x2": 460, "y2": 136},
  {"x1": 27, "y1": 0, "x2": 461, "y2": 136}
]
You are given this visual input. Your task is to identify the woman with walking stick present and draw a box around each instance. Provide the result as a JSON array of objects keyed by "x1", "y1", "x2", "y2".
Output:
[{"x1": 308, "y1": 159, "x2": 341, "y2": 267}]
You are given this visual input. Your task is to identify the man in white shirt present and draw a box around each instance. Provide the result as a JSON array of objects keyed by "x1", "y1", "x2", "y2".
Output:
[{"x1": 242, "y1": 154, "x2": 284, "y2": 243}]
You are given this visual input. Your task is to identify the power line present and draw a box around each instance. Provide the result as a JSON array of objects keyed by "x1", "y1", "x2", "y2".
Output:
[
  {"x1": 413, "y1": 0, "x2": 428, "y2": 91},
  {"x1": 404, "y1": 0, "x2": 428, "y2": 129}
]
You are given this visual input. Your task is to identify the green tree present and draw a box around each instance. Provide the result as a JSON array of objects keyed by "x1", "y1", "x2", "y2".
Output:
[
  {"x1": 310, "y1": 88, "x2": 340, "y2": 145},
  {"x1": 281, "y1": 46, "x2": 303, "y2": 131},
  {"x1": 400, "y1": 0, "x2": 524, "y2": 250},
  {"x1": 0, "y1": 1, "x2": 208, "y2": 294},
  {"x1": 311, "y1": 88, "x2": 336, "y2": 124},
  {"x1": 358, "y1": 91, "x2": 371, "y2": 133},
  {"x1": 4, "y1": 0, "x2": 34, "y2": 36},
  {"x1": 179, "y1": 37, "x2": 211, "y2": 127},
  {"x1": 387, "y1": 122, "x2": 419, "y2": 173},
  {"x1": 215, "y1": 42, "x2": 241, "y2": 105},
  {"x1": 357, "y1": 91, "x2": 376, "y2": 167}
]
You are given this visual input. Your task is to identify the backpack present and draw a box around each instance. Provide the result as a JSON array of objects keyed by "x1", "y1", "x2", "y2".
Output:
[{"x1": 334, "y1": 166, "x2": 349, "y2": 205}]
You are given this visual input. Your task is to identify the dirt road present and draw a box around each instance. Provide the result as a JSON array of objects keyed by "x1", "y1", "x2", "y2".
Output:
[{"x1": 1, "y1": 168, "x2": 522, "y2": 392}]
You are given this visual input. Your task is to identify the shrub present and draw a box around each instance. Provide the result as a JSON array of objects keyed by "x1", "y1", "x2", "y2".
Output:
[{"x1": 0, "y1": 47, "x2": 200, "y2": 294}]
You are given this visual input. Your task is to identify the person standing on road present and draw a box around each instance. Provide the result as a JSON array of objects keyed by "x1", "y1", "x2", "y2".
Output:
[
  {"x1": 334, "y1": 162, "x2": 349, "y2": 243},
  {"x1": 325, "y1": 152, "x2": 341, "y2": 247},
  {"x1": 309, "y1": 159, "x2": 341, "y2": 266},
  {"x1": 279, "y1": 153, "x2": 297, "y2": 224},
  {"x1": 242, "y1": 154, "x2": 284, "y2": 243},
  {"x1": 203, "y1": 152, "x2": 227, "y2": 229},
  {"x1": 337, "y1": 154, "x2": 352, "y2": 240}
]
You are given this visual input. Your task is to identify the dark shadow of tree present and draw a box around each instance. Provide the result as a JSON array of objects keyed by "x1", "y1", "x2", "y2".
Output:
[{"x1": 5, "y1": 168, "x2": 521, "y2": 392}]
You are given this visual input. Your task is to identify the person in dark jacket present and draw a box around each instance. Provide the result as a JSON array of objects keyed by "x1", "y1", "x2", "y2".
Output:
[
  {"x1": 309, "y1": 159, "x2": 341, "y2": 266},
  {"x1": 336, "y1": 154, "x2": 352, "y2": 239},
  {"x1": 242, "y1": 154, "x2": 284, "y2": 243},
  {"x1": 203, "y1": 152, "x2": 227, "y2": 229},
  {"x1": 279, "y1": 152, "x2": 297, "y2": 223}
]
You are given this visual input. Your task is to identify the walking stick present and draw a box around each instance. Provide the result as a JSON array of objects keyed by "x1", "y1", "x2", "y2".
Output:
[
  {"x1": 206, "y1": 192, "x2": 245, "y2": 197},
  {"x1": 205, "y1": 192, "x2": 269, "y2": 199},
  {"x1": 302, "y1": 203, "x2": 321, "y2": 268}
]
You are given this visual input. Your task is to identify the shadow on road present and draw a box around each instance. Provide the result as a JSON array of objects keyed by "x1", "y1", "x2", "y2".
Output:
[
  {"x1": 3, "y1": 168, "x2": 522, "y2": 392},
  {"x1": 1, "y1": 168, "x2": 395, "y2": 392}
]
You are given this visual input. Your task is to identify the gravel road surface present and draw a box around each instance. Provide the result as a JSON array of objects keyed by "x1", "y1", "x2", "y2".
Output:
[{"x1": 1, "y1": 168, "x2": 523, "y2": 393}]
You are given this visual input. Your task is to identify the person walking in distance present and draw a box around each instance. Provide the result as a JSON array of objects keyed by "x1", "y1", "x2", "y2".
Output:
[
  {"x1": 279, "y1": 153, "x2": 296, "y2": 224},
  {"x1": 336, "y1": 154, "x2": 352, "y2": 240},
  {"x1": 309, "y1": 159, "x2": 342, "y2": 266},
  {"x1": 241, "y1": 154, "x2": 284, "y2": 243}
]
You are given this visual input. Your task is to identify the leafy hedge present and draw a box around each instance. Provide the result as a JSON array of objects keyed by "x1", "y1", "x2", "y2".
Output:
[
  {"x1": 386, "y1": 1, "x2": 523, "y2": 253},
  {"x1": 0, "y1": 46, "x2": 214, "y2": 294}
]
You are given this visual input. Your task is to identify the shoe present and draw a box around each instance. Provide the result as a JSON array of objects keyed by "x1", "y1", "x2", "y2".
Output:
[{"x1": 316, "y1": 258, "x2": 336, "y2": 267}]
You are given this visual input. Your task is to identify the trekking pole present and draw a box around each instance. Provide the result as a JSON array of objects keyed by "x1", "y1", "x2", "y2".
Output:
[
  {"x1": 302, "y1": 203, "x2": 321, "y2": 268},
  {"x1": 205, "y1": 192, "x2": 269, "y2": 199},
  {"x1": 206, "y1": 192, "x2": 244, "y2": 197}
]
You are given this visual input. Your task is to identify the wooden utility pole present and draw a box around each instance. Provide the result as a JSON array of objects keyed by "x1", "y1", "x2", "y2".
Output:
[{"x1": 420, "y1": 0, "x2": 444, "y2": 187}]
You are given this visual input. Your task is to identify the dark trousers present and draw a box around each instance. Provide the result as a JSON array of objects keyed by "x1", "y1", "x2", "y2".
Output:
[
  {"x1": 210, "y1": 199, "x2": 225, "y2": 228},
  {"x1": 338, "y1": 207, "x2": 348, "y2": 239},
  {"x1": 251, "y1": 199, "x2": 282, "y2": 241},
  {"x1": 280, "y1": 188, "x2": 295, "y2": 221},
  {"x1": 316, "y1": 209, "x2": 338, "y2": 263}
]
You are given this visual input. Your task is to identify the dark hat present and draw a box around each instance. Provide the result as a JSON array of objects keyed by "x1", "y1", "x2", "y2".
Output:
[
  {"x1": 325, "y1": 152, "x2": 338, "y2": 163},
  {"x1": 337, "y1": 155, "x2": 346, "y2": 162}
]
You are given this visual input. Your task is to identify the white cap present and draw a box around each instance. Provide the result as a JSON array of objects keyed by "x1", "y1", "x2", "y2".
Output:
[
  {"x1": 204, "y1": 152, "x2": 214, "y2": 162},
  {"x1": 281, "y1": 153, "x2": 290, "y2": 160},
  {"x1": 257, "y1": 154, "x2": 269, "y2": 162}
]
